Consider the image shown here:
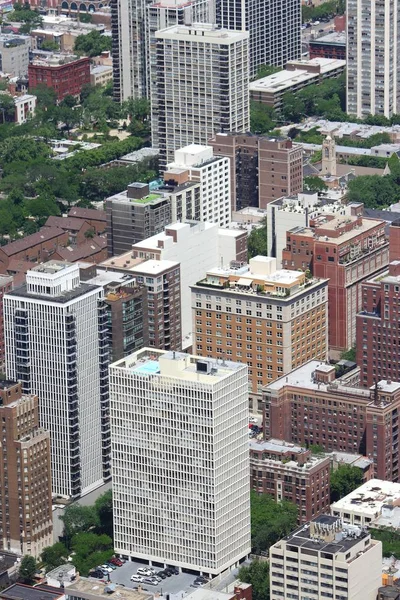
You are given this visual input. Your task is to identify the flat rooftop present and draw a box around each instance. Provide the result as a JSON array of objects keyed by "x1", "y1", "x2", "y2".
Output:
[
  {"x1": 289, "y1": 216, "x2": 385, "y2": 243},
  {"x1": 249, "y1": 438, "x2": 307, "y2": 454},
  {"x1": 31, "y1": 260, "x2": 72, "y2": 274},
  {"x1": 310, "y1": 31, "x2": 346, "y2": 45},
  {"x1": 107, "y1": 189, "x2": 168, "y2": 205},
  {"x1": 0, "y1": 584, "x2": 63, "y2": 600},
  {"x1": 331, "y1": 479, "x2": 400, "y2": 516},
  {"x1": 67, "y1": 578, "x2": 151, "y2": 600},
  {"x1": 84, "y1": 269, "x2": 135, "y2": 287},
  {"x1": 111, "y1": 348, "x2": 246, "y2": 383},
  {"x1": 155, "y1": 23, "x2": 249, "y2": 43},
  {"x1": 284, "y1": 516, "x2": 370, "y2": 554}
]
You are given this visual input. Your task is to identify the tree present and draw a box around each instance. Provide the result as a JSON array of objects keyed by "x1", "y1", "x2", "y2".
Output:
[
  {"x1": 347, "y1": 174, "x2": 400, "y2": 208},
  {"x1": 74, "y1": 30, "x2": 112, "y2": 57},
  {"x1": 250, "y1": 102, "x2": 275, "y2": 134},
  {"x1": 330, "y1": 464, "x2": 364, "y2": 503},
  {"x1": 0, "y1": 94, "x2": 16, "y2": 123},
  {"x1": 252, "y1": 64, "x2": 280, "y2": 81},
  {"x1": 70, "y1": 532, "x2": 113, "y2": 576},
  {"x1": 41, "y1": 542, "x2": 68, "y2": 571},
  {"x1": 61, "y1": 503, "x2": 100, "y2": 546},
  {"x1": 18, "y1": 555, "x2": 37, "y2": 584},
  {"x1": 248, "y1": 217, "x2": 268, "y2": 260},
  {"x1": 281, "y1": 93, "x2": 305, "y2": 123},
  {"x1": 41, "y1": 39, "x2": 59, "y2": 52},
  {"x1": 340, "y1": 346, "x2": 356, "y2": 362},
  {"x1": 250, "y1": 491, "x2": 298, "y2": 554},
  {"x1": 303, "y1": 177, "x2": 328, "y2": 192},
  {"x1": 94, "y1": 489, "x2": 113, "y2": 538},
  {"x1": 238, "y1": 560, "x2": 269, "y2": 600}
]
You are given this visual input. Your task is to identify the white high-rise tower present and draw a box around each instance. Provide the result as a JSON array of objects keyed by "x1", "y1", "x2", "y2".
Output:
[
  {"x1": 4, "y1": 261, "x2": 110, "y2": 499},
  {"x1": 110, "y1": 348, "x2": 251, "y2": 574}
]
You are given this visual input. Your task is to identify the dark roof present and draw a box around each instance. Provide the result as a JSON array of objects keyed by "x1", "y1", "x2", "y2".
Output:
[
  {"x1": 7, "y1": 281, "x2": 100, "y2": 304},
  {"x1": 44, "y1": 216, "x2": 90, "y2": 232},
  {"x1": 68, "y1": 207, "x2": 106, "y2": 222},
  {"x1": 0, "y1": 228, "x2": 66, "y2": 257},
  {"x1": 0, "y1": 584, "x2": 63, "y2": 600},
  {"x1": 54, "y1": 236, "x2": 106, "y2": 262},
  {"x1": 364, "y1": 208, "x2": 400, "y2": 222},
  {"x1": 284, "y1": 518, "x2": 370, "y2": 554}
]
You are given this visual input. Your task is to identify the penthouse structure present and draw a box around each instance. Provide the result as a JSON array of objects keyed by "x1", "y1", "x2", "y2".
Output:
[
  {"x1": 110, "y1": 349, "x2": 251, "y2": 574},
  {"x1": 0, "y1": 381, "x2": 52, "y2": 557},
  {"x1": 282, "y1": 213, "x2": 389, "y2": 355},
  {"x1": 209, "y1": 133, "x2": 303, "y2": 212},
  {"x1": 191, "y1": 256, "x2": 328, "y2": 403},
  {"x1": 269, "y1": 515, "x2": 382, "y2": 600},
  {"x1": 263, "y1": 359, "x2": 400, "y2": 482},
  {"x1": 249, "y1": 438, "x2": 331, "y2": 523}
]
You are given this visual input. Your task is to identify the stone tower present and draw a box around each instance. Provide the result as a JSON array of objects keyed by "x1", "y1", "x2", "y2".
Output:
[{"x1": 321, "y1": 135, "x2": 336, "y2": 176}]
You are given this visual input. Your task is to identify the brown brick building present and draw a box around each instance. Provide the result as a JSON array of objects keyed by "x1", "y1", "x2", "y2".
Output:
[
  {"x1": 0, "y1": 381, "x2": 52, "y2": 557},
  {"x1": 68, "y1": 207, "x2": 107, "y2": 234},
  {"x1": 250, "y1": 438, "x2": 331, "y2": 523},
  {"x1": 191, "y1": 256, "x2": 328, "y2": 405},
  {"x1": 52, "y1": 235, "x2": 107, "y2": 264},
  {"x1": 0, "y1": 275, "x2": 13, "y2": 372},
  {"x1": 209, "y1": 133, "x2": 303, "y2": 211},
  {"x1": 282, "y1": 213, "x2": 389, "y2": 356},
  {"x1": 0, "y1": 227, "x2": 69, "y2": 273},
  {"x1": 263, "y1": 360, "x2": 400, "y2": 482},
  {"x1": 44, "y1": 216, "x2": 94, "y2": 246}
]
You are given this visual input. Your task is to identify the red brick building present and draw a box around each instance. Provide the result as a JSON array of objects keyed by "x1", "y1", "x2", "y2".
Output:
[
  {"x1": 28, "y1": 55, "x2": 90, "y2": 102},
  {"x1": 282, "y1": 212, "x2": 389, "y2": 355},
  {"x1": 309, "y1": 32, "x2": 346, "y2": 61},
  {"x1": 0, "y1": 227, "x2": 69, "y2": 273},
  {"x1": 68, "y1": 207, "x2": 107, "y2": 234},
  {"x1": 0, "y1": 275, "x2": 12, "y2": 372},
  {"x1": 44, "y1": 216, "x2": 93, "y2": 246},
  {"x1": 263, "y1": 360, "x2": 400, "y2": 482},
  {"x1": 250, "y1": 438, "x2": 330, "y2": 523}
]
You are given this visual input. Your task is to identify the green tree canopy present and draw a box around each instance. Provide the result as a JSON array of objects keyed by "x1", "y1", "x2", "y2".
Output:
[
  {"x1": 74, "y1": 30, "x2": 112, "y2": 57},
  {"x1": 18, "y1": 555, "x2": 37, "y2": 583},
  {"x1": 0, "y1": 94, "x2": 16, "y2": 123},
  {"x1": 330, "y1": 464, "x2": 364, "y2": 503},
  {"x1": 94, "y1": 489, "x2": 113, "y2": 538},
  {"x1": 238, "y1": 560, "x2": 269, "y2": 600},
  {"x1": 250, "y1": 490, "x2": 298, "y2": 554},
  {"x1": 250, "y1": 102, "x2": 276, "y2": 134},
  {"x1": 303, "y1": 177, "x2": 328, "y2": 193},
  {"x1": 347, "y1": 174, "x2": 400, "y2": 208},
  {"x1": 248, "y1": 217, "x2": 268, "y2": 260},
  {"x1": 60, "y1": 504, "x2": 100, "y2": 543},
  {"x1": 41, "y1": 542, "x2": 69, "y2": 571}
]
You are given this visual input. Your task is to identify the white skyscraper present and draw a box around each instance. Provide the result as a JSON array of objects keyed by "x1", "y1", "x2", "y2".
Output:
[
  {"x1": 110, "y1": 348, "x2": 251, "y2": 574},
  {"x1": 216, "y1": 0, "x2": 301, "y2": 78},
  {"x1": 151, "y1": 24, "x2": 249, "y2": 168},
  {"x1": 4, "y1": 261, "x2": 110, "y2": 499},
  {"x1": 347, "y1": 0, "x2": 399, "y2": 118}
]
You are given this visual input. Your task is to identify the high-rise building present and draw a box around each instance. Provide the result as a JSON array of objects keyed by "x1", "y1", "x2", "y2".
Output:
[
  {"x1": 269, "y1": 515, "x2": 382, "y2": 600},
  {"x1": 4, "y1": 261, "x2": 110, "y2": 499},
  {"x1": 145, "y1": 0, "x2": 211, "y2": 98},
  {"x1": 209, "y1": 133, "x2": 303, "y2": 212},
  {"x1": 215, "y1": 0, "x2": 301, "y2": 78},
  {"x1": 110, "y1": 348, "x2": 251, "y2": 574},
  {"x1": 165, "y1": 145, "x2": 232, "y2": 226},
  {"x1": 249, "y1": 438, "x2": 331, "y2": 523},
  {"x1": 0, "y1": 380, "x2": 53, "y2": 557},
  {"x1": 346, "y1": 0, "x2": 399, "y2": 118},
  {"x1": 282, "y1": 212, "x2": 389, "y2": 356},
  {"x1": 152, "y1": 24, "x2": 249, "y2": 168},
  {"x1": 263, "y1": 360, "x2": 400, "y2": 482},
  {"x1": 191, "y1": 256, "x2": 329, "y2": 403},
  {"x1": 0, "y1": 275, "x2": 13, "y2": 372}
]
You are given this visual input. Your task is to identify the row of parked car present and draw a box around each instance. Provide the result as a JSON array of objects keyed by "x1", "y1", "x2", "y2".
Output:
[
  {"x1": 131, "y1": 566, "x2": 179, "y2": 586},
  {"x1": 90, "y1": 558, "x2": 125, "y2": 578}
]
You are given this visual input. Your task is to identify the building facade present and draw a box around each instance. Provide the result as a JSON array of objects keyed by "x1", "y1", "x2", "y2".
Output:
[
  {"x1": 346, "y1": 0, "x2": 399, "y2": 118},
  {"x1": 269, "y1": 515, "x2": 382, "y2": 600},
  {"x1": 209, "y1": 133, "x2": 303, "y2": 212},
  {"x1": 309, "y1": 32, "x2": 346, "y2": 60},
  {"x1": 0, "y1": 275, "x2": 13, "y2": 372},
  {"x1": 165, "y1": 145, "x2": 232, "y2": 226},
  {"x1": 4, "y1": 262, "x2": 110, "y2": 498},
  {"x1": 28, "y1": 55, "x2": 90, "y2": 102},
  {"x1": 110, "y1": 349, "x2": 251, "y2": 574},
  {"x1": 215, "y1": 0, "x2": 301, "y2": 78},
  {"x1": 0, "y1": 35, "x2": 31, "y2": 78},
  {"x1": 249, "y1": 438, "x2": 331, "y2": 523},
  {"x1": 0, "y1": 381, "x2": 53, "y2": 557},
  {"x1": 263, "y1": 360, "x2": 400, "y2": 482},
  {"x1": 191, "y1": 256, "x2": 328, "y2": 398},
  {"x1": 152, "y1": 24, "x2": 249, "y2": 169},
  {"x1": 282, "y1": 213, "x2": 389, "y2": 355}
]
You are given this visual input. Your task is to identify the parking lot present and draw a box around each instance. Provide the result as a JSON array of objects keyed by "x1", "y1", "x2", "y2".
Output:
[{"x1": 109, "y1": 560, "x2": 202, "y2": 596}]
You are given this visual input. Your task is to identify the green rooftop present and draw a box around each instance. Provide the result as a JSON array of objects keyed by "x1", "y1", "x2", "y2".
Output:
[{"x1": 132, "y1": 193, "x2": 161, "y2": 203}]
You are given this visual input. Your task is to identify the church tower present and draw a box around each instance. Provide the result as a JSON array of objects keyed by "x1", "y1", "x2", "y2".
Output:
[{"x1": 321, "y1": 135, "x2": 336, "y2": 176}]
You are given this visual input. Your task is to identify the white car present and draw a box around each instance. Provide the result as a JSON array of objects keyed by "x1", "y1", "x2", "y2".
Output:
[
  {"x1": 249, "y1": 417, "x2": 257, "y2": 424},
  {"x1": 100, "y1": 565, "x2": 113, "y2": 573},
  {"x1": 137, "y1": 567, "x2": 155, "y2": 577},
  {"x1": 131, "y1": 574, "x2": 144, "y2": 582}
]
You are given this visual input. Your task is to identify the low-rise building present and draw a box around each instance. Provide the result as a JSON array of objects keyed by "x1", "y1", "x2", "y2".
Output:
[
  {"x1": 249, "y1": 58, "x2": 346, "y2": 111},
  {"x1": 52, "y1": 236, "x2": 107, "y2": 264},
  {"x1": 309, "y1": 31, "x2": 346, "y2": 60},
  {"x1": 13, "y1": 94, "x2": 36, "y2": 124},
  {"x1": 65, "y1": 579, "x2": 151, "y2": 600},
  {"x1": 327, "y1": 451, "x2": 374, "y2": 482},
  {"x1": 0, "y1": 227, "x2": 69, "y2": 273},
  {"x1": 269, "y1": 515, "x2": 382, "y2": 600},
  {"x1": 90, "y1": 65, "x2": 113, "y2": 87},
  {"x1": 330, "y1": 480, "x2": 400, "y2": 528},
  {"x1": 44, "y1": 216, "x2": 94, "y2": 246},
  {"x1": 67, "y1": 207, "x2": 106, "y2": 234},
  {"x1": 28, "y1": 54, "x2": 90, "y2": 102},
  {"x1": 249, "y1": 438, "x2": 330, "y2": 522}
]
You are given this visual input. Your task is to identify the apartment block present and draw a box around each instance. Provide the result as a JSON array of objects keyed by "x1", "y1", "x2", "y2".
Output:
[
  {"x1": 4, "y1": 261, "x2": 110, "y2": 498},
  {"x1": 28, "y1": 54, "x2": 90, "y2": 102},
  {"x1": 106, "y1": 183, "x2": 172, "y2": 257},
  {"x1": 309, "y1": 31, "x2": 346, "y2": 61},
  {"x1": 191, "y1": 256, "x2": 328, "y2": 397},
  {"x1": 209, "y1": 133, "x2": 303, "y2": 212},
  {"x1": 152, "y1": 24, "x2": 249, "y2": 168},
  {"x1": 263, "y1": 359, "x2": 400, "y2": 482},
  {"x1": 110, "y1": 349, "x2": 251, "y2": 574},
  {"x1": 165, "y1": 145, "x2": 231, "y2": 227},
  {"x1": 131, "y1": 222, "x2": 247, "y2": 347},
  {"x1": 216, "y1": 0, "x2": 301, "y2": 78},
  {"x1": 249, "y1": 438, "x2": 330, "y2": 523},
  {"x1": 356, "y1": 261, "x2": 400, "y2": 387},
  {"x1": 0, "y1": 275, "x2": 12, "y2": 372},
  {"x1": 0, "y1": 381, "x2": 52, "y2": 557},
  {"x1": 0, "y1": 35, "x2": 31, "y2": 78},
  {"x1": 282, "y1": 213, "x2": 389, "y2": 355},
  {"x1": 347, "y1": 0, "x2": 399, "y2": 118},
  {"x1": 269, "y1": 515, "x2": 382, "y2": 600}
]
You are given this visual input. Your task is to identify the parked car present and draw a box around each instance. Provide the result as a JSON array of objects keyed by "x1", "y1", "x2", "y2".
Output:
[
  {"x1": 156, "y1": 571, "x2": 167, "y2": 579},
  {"x1": 163, "y1": 569, "x2": 173, "y2": 577},
  {"x1": 131, "y1": 574, "x2": 144, "y2": 582},
  {"x1": 137, "y1": 567, "x2": 155, "y2": 576},
  {"x1": 143, "y1": 577, "x2": 159, "y2": 586},
  {"x1": 106, "y1": 563, "x2": 117, "y2": 570},
  {"x1": 90, "y1": 570, "x2": 105, "y2": 579},
  {"x1": 168, "y1": 566, "x2": 179, "y2": 575},
  {"x1": 110, "y1": 558, "x2": 124, "y2": 567},
  {"x1": 195, "y1": 576, "x2": 208, "y2": 583},
  {"x1": 100, "y1": 565, "x2": 113, "y2": 573},
  {"x1": 249, "y1": 417, "x2": 257, "y2": 424}
]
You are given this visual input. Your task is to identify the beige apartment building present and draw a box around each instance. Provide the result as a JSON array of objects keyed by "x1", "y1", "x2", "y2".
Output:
[{"x1": 191, "y1": 256, "x2": 328, "y2": 408}]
